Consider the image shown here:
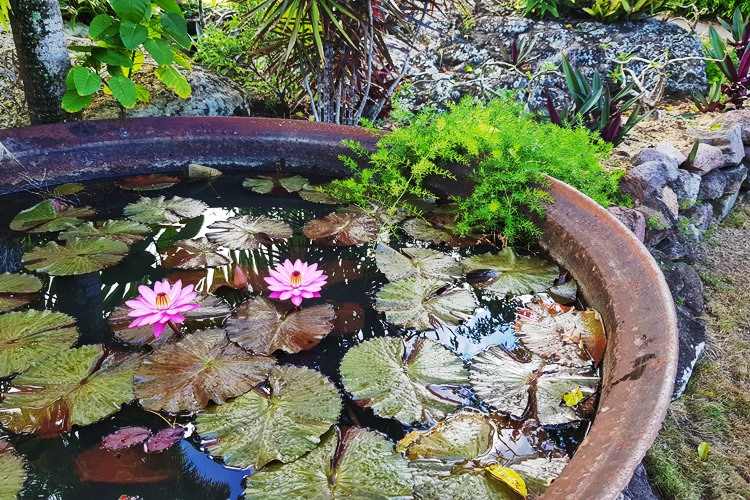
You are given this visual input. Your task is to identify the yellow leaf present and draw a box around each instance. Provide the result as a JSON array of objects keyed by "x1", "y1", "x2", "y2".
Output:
[
  {"x1": 485, "y1": 464, "x2": 528, "y2": 498},
  {"x1": 697, "y1": 441, "x2": 711, "y2": 461},
  {"x1": 563, "y1": 387, "x2": 585, "y2": 407},
  {"x1": 395, "y1": 430, "x2": 422, "y2": 454}
]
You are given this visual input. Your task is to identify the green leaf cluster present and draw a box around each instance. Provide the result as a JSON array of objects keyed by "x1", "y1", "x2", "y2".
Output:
[
  {"x1": 521, "y1": 0, "x2": 669, "y2": 21},
  {"x1": 325, "y1": 97, "x2": 622, "y2": 243},
  {"x1": 62, "y1": 0, "x2": 192, "y2": 113}
]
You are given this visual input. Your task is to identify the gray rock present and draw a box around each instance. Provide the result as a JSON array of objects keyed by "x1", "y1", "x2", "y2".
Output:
[
  {"x1": 698, "y1": 169, "x2": 727, "y2": 200},
  {"x1": 715, "y1": 109, "x2": 750, "y2": 144},
  {"x1": 608, "y1": 206, "x2": 646, "y2": 241},
  {"x1": 722, "y1": 164, "x2": 748, "y2": 194},
  {"x1": 683, "y1": 203, "x2": 714, "y2": 231},
  {"x1": 712, "y1": 190, "x2": 741, "y2": 221},
  {"x1": 695, "y1": 125, "x2": 745, "y2": 167},
  {"x1": 661, "y1": 261, "x2": 704, "y2": 316},
  {"x1": 669, "y1": 170, "x2": 701, "y2": 209},
  {"x1": 619, "y1": 463, "x2": 659, "y2": 500},
  {"x1": 673, "y1": 305, "x2": 706, "y2": 399},
  {"x1": 686, "y1": 143, "x2": 725, "y2": 175},
  {"x1": 620, "y1": 160, "x2": 680, "y2": 204},
  {"x1": 652, "y1": 231, "x2": 696, "y2": 262},
  {"x1": 678, "y1": 218, "x2": 703, "y2": 242},
  {"x1": 635, "y1": 142, "x2": 686, "y2": 169}
]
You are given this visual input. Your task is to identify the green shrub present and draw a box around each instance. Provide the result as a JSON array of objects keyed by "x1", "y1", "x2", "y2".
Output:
[
  {"x1": 325, "y1": 96, "x2": 622, "y2": 243},
  {"x1": 520, "y1": 0, "x2": 670, "y2": 21},
  {"x1": 668, "y1": 0, "x2": 749, "y2": 19}
]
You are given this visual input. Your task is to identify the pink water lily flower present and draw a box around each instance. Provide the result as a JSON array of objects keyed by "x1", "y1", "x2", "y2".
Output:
[
  {"x1": 264, "y1": 259, "x2": 328, "y2": 307},
  {"x1": 125, "y1": 279, "x2": 200, "y2": 338}
]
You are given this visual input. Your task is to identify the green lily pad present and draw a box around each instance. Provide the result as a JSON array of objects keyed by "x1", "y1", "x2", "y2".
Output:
[
  {"x1": 188, "y1": 163, "x2": 223, "y2": 180},
  {"x1": 124, "y1": 196, "x2": 209, "y2": 225},
  {"x1": 23, "y1": 238, "x2": 129, "y2": 276},
  {"x1": 52, "y1": 183, "x2": 85, "y2": 196},
  {"x1": 195, "y1": 365, "x2": 342, "y2": 469},
  {"x1": 535, "y1": 365, "x2": 598, "y2": 426},
  {"x1": 278, "y1": 175, "x2": 308, "y2": 193},
  {"x1": 10, "y1": 199, "x2": 95, "y2": 232},
  {"x1": 375, "y1": 244, "x2": 463, "y2": 282},
  {"x1": 470, "y1": 347, "x2": 542, "y2": 418},
  {"x1": 0, "y1": 345, "x2": 138, "y2": 434},
  {"x1": 463, "y1": 248, "x2": 558, "y2": 297},
  {"x1": 303, "y1": 210, "x2": 379, "y2": 246},
  {"x1": 511, "y1": 456, "x2": 569, "y2": 494},
  {"x1": 0, "y1": 273, "x2": 43, "y2": 312},
  {"x1": 246, "y1": 427, "x2": 413, "y2": 499},
  {"x1": 162, "y1": 238, "x2": 230, "y2": 270},
  {"x1": 411, "y1": 462, "x2": 519, "y2": 500},
  {"x1": 298, "y1": 187, "x2": 340, "y2": 205},
  {"x1": 134, "y1": 329, "x2": 276, "y2": 413},
  {"x1": 398, "y1": 410, "x2": 494, "y2": 462},
  {"x1": 0, "y1": 310, "x2": 79, "y2": 378},
  {"x1": 340, "y1": 338, "x2": 469, "y2": 424},
  {"x1": 109, "y1": 304, "x2": 175, "y2": 347},
  {"x1": 243, "y1": 175, "x2": 309, "y2": 194},
  {"x1": 0, "y1": 442, "x2": 26, "y2": 500},
  {"x1": 402, "y1": 217, "x2": 454, "y2": 244},
  {"x1": 375, "y1": 278, "x2": 477, "y2": 330},
  {"x1": 242, "y1": 177, "x2": 274, "y2": 194},
  {"x1": 206, "y1": 216, "x2": 293, "y2": 251},
  {"x1": 60, "y1": 219, "x2": 151, "y2": 245},
  {"x1": 225, "y1": 297, "x2": 335, "y2": 355}
]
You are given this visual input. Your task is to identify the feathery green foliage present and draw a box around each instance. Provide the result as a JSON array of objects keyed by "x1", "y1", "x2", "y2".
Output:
[{"x1": 325, "y1": 97, "x2": 621, "y2": 243}]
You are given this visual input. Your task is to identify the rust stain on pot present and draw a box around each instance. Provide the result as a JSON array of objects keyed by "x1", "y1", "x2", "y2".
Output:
[{"x1": 0, "y1": 117, "x2": 678, "y2": 499}]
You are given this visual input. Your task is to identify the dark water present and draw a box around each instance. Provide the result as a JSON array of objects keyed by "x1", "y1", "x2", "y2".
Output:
[{"x1": 0, "y1": 173, "x2": 589, "y2": 499}]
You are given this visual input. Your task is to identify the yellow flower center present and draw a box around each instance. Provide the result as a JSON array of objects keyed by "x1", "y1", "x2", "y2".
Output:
[
  {"x1": 290, "y1": 271, "x2": 303, "y2": 287},
  {"x1": 155, "y1": 292, "x2": 170, "y2": 309}
]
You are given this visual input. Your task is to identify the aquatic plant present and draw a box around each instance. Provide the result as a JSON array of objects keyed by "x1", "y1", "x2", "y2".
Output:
[
  {"x1": 125, "y1": 279, "x2": 200, "y2": 338},
  {"x1": 264, "y1": 259, "x2": 328, "y2": 307}
]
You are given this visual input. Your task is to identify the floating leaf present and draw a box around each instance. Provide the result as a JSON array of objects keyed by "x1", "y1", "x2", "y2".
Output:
[
  {"x1": 246, "y1": 427, "x2": 413, "y2": 499},
  {"x1": 184, "y1": 295, "x2": 232, "y2": 323},
  {"x1": 116, "y1": 174, "x2": 180, "y2": 191},
  {"x1": 52, "y1": 183, "x2": 85, "y2": 196},
  {"x1": 110, "y1": 304, "x2": 175, "y2": 347},
  {"x1": 101, "y1": 427, "x2": 151, "y2": 451},
  {"x1": 60, "y1": 219, "x2": 151, "y2": 245},
  {"x1": 206, "y1": 216, "x2": 293, "y2": 251},
  {"x1": 375, "y1": 244, "x2": 462, "y2": 282},
  {"x1": 411, "y1": 462, "x2": 518, "y2": 500},
  {"x1": 23, "y1": 238, "x2": 129, "y2": 276},
  {"x1": 196, "y1": 365, "x2": 342, "y2": 469},
  {"x1": 375, "y1": 278, "x2": 477, "y2": 330},
  {"x1": 278, "y1": 175, "x2": 308, "y2": 193},
  {"x1": 0, "y1": 346, "x2": 138, "y2": 434},
  {"x1": 74, "y1": 446, "x2": 172, "y2": 484},
  {"x1": 134, "y1": 329, "x2": 276, "y2": 413},
  {"x1": 298, "y1": 187, "x2": 339, "y2": 205},
  {"x1": 225, "y1": 297, "x2": 335, "y2": 355},
  {"x1": 535, "y1": 365, "x2": 598, "y2": 425},
  {"x1": 188, "y1": 163, "x2": 222, "y2": 180},
  {"x1": 511, "y1": 457, "x2": 568, "y2": 494},
  {"x1": 0, "y1": 442, "x2": 26, "y2": 500},
  {"x1": 242, "y1": 175, "x2": 309, "y2": 194},
  {"x1": 0, "y1": 310, "x2": 78, "y2": 378},
  {"x1": 402, "y1": 217, "x2": 454, "y2": 244},
  {"x1": 485, "y1": 465, "x2": 528, "y2": 498},
  {"x1": 562, "y1": 387, "x2": 585, "y2": 407},
  {"x1": 398, "y1": 410, "x2": 494, "y2": 461},
  {"x1": 303, "y1": 210, "x2": 379, "y2": 246},
  {"x1": 0, "y1": 273, "x2": 43, "y2": 312},
  {"x1": 10, "y1": 199, "x2": 95, "y2": 232},
  {"x1": 145, "y1": 427, "x2": 185, "y2": 454},
  {"x1": 124, "y1": 196, "x2": 209, "y2": 225},
  {"x1": 162, "y1": 238, "x2": 230, "y2": 270},
  {"x1": 242, "y1": 177, "x2": 274, "y2": 194},
  {"x1": 340, "y1": 338, "x2": 469, "y2": 424},
  {"x1": 470, "y1": 347, "x2": 543, "y2": 418},
  {"x1": 463, "y1": 248, "x2": 558, "y2": 297}
]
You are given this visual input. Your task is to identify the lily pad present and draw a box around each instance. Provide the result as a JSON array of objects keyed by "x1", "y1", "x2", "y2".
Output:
[
  {"x1": 511, "y1": 456, "x2": 569, "y2": 494},
  {"x1": 0, "y1": 273, "x2": 43, "y2": 312},
  {"x1": 52, "y1": 183, "x2": 85, "y2": 196},
  {"x1": 398, "y1": 410, "x2": 494, "y2": 461},
  {"x1": 195, "y1": 365, "x2": 342, "y2": 469},
  {"x1": 0, "y1": 345, "x2": 138, "y2": 434},
  {"x1": 411, "y1": 461, "x2": 519, "y2": 500},
  {"x1": 188, "y1": 164, "x2": 222, "y2": 180},
  {"x1": 206, "y1": 216, "x2": 293, "y2": 250},
  {"x1": 101, "y1": 427, "x2": 152, "y2": 451},
  {"x1": 303, "y1": 210, "x2": 379, "y2": 246},
  {"x1": 469, "y1": 347, "x2": 543, "y2": 418},
  {"x1": 463, "y1": 248, "x2": 559, "y2": 297},
  {"x1": 402, "y1": 217, "x2": 454, "y2": 244},
  {"x1": 145, "y1": 427, "x2": 185, "y2": 453},
  {"x1": 243, "y1": 175, "x2": 309, "y2": 194},
  {"x1": 60, "y1": 219, "x2": 151, "y2": 245},
  {"x1": 23, "y1": 238, "x2": 129, "y2": 276},
  {"x1": 535, "y1": 365, "x2": 598, "y2": 426},
  {"x1": 225, "y1": 297, "x2": 335, "y2": 355},
  {"x1": 134, "y1": 329, "x2": 276, "y2": 413},
  {"x1": 10, "y1": 199, "x2": 95, "y2": 232},
  {"x1": 242, "y1": 177, "x2": 274, "y2": 194},
  {"x1": 375, "y1": 278, "x2": 477, "y2": 330},
  {"x1": 110, "y1": 304, "x2": 175, "y2": 347},
  {"x1": 124, "y1": 196, "x2": 209, "y2": 225},
  {"x1": 0, "y1": 310, "x2": 79, "y2": 378},
  {"x1": 116, "y1": 174, "x2": 181, "y2": 191},
  {"x1": 0, "y1": 442, "x2": 26, "y2": 500},
  {"x1": 162, "y1": 238, "x2": 230, "y2": 270},
  {"x1": 278, "y1": 175, "x2": 308, "y2": 193},
  {"x1": 184, "y1": 295, "x2": 232, "y2": 323},
  {"x1": 298, "y1": 187, "x2": 339, "y2": 205},
  {"x1": 375, "y1": 244, "x2": 463, "y2": 282},
  {"x1": 340, "y1": 337, "x2": 469, "y2": 424},
  {"x1": 246, "y1": 427, "x2": 413, "y2": 499}
]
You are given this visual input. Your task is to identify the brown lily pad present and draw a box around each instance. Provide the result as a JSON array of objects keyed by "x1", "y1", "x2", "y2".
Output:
[
  {"x1": 101, "y1": 427, "x2": 152, "y2": 451},
  {"x1": 303, "y1": 210, "x2": 379, "y2": 246},
  {"x1": 162, "y1": 238, "x2": 230, "y2": 270},
  {"x1": 75, "y1": 446, "x2": 172, "y2": 484},
  {"x1": 116, "y1": 174, "x2": 181, "y2": 191},
  {"x1": 110, "y1": 304, "x2": 175, "y2": 347},
  {"x1": 206, "y1": 216, "x2": 293, "y2": 251}
]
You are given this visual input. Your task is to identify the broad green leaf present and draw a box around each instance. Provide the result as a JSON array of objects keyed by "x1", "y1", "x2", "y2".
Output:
[
  {"x1": 298, "y1": 187, "x2": 339, "y2": 205},
  {"x1": 242, "y1": 177, "x2": 274, "y2": 194},
  {"x1": 412, "y1": 464, "x2": 516, "y2": 500},
  {"x1": 697, "y1": 441, "x2": 711, "y2": 461},
  {"x1": 60, "y1": 219, "x2": 151, "y2": 245},
  {"x1": 143, "y1": 37, "x2": 174, "y2": 65},
  {"x1": 119, "y1": 20, "x2": 148, "y2": 49},
  {"x1": 375, "y1": 244, "x2": 462, "y2": 282},
  {"x1": 375, "y1": 278, "x2": 477, "y2": 330},
  {"x1": 398, "y1": 410, "x2": 494, "y2": 461},
  {"x1": 0, "y1": 442, "x2": 26, "y2": 500},
  {"x1": 0, "y1": 273, "x2": 43, "y2": 312},
  {"x1": 303, "y1": 210, "x2": 379, "y2": 246},
  {"x1": 108, "y1": 75, "x2": 137, "y2": 109},
  {"x1": 52, "y1": 183, "x2": 85, "y2": 196},
  {"x1": 155, "y1": 0, "x2": 181, "y2": 13},
  {"x1": 225, "y1": 297, "x2": 335, "y2": 355},
  {"x1": 89, "y1": 14, "x2": 115, "y2": 39},
  {"x1": 402, "y1": 217, "x2": 454, "y2": 244},
  {"x1": 277, "y1": 175, "x2": 308, "y2": 193},
  {"x1": 62, "y1": 90, "x2": 94, "y2": 113},
  {"x1": 0, "y1": 310, "x2": 78, "y2": 377},
  {"x1": 206, "y1": 216, "x2": 292, "y2": 250},
  {"x1": 124, "y1": 195, "x2": 209, "y2": 225},
  {"x1": 135, "y1": 83, "x2": 151, "y2": 104},
  {"x1": 196, "y1": 365, "x2": 342, "y2": 469},
  {"x1": 110, "y1": 0, "x2": 149, "y2": 23},
  {"x1": 160, "y1": 12, "x2": 192, "y2": 49},
  {"x1": 155, "y1": 65, "x2": 191, "y2": 98},
  {"x1": 23, "y1": 238, "x2": 129, "y2": 276},
  {"x1": 10, "y1": 199, "x2": 95, "y2": 232},
  {"x1": 463, "y1": 248, "x2": 558, "y2": 297},
  {"x1": 93, "y1": 48, "x2": 133, "y2": 67},
  {"x1": 246, "y1": 427, "x2": 413, "y2": 499},
  {"x1": 134, "y1": 329, "x2": 276, "y2": 413},
  {"x1": 340, "y1": 338, "x2": 469, "y2": 424},
  {"x1": 0, "y1": 345, "x2": 138, "y2": 434},
  {"x1": 70, "y1": 67, "x2": 101, "y2": 96},
  {"x1": 470, "y1": 347, "x2": 543, "y2": 418},
  {"x1": 162, "y1": 237, "x2": 229, "y2": 269}
]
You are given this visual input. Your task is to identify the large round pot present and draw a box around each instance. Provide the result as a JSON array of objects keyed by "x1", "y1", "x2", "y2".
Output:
[{"x1": 0, "y1": 117, "x2": 678, "y2": 499}]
